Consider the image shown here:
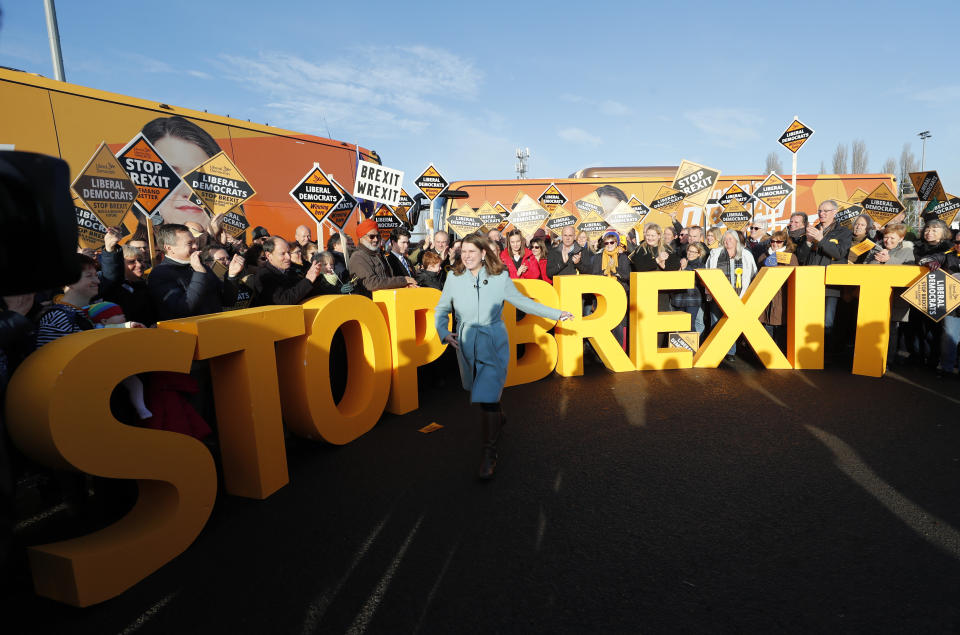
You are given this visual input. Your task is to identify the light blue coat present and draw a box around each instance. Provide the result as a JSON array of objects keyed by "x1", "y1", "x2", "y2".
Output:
[{"x1": 435, "y1": 268, "x2": 563, "y2": 403}]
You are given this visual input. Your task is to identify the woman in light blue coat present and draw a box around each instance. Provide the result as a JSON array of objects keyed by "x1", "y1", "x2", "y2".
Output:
[{"x1": 435, "y1": 234, "x2": 573, "y2": 479}]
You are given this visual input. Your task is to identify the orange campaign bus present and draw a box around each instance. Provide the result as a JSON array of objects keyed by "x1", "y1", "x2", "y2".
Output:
[
  {"x1": 437, "y1": 167, "x2": 898, "y2": 236},
  {"x1": 0, "y1": 67, "x2": 379, "y2": 246}
]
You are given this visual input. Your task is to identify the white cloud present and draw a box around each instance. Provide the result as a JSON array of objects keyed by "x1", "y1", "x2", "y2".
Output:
[
  {"x1": 215, "y1": 47, "x2": 484, "y2": 141},
  {"x1": 683, "y1": 108, "x2": 763, "y2": 146},
  {"x1": 912, "y1": 85, "x2": 960, "y2": 103},
  {"x1": 600, "y1": 100, "x2": 631, "y2": 116},
  {"x1": 558, "y1": 127, "x2": 601, "y2": 147},
  {"x1": 187, "y1": 70, "x2": 212, "y2": 79}
]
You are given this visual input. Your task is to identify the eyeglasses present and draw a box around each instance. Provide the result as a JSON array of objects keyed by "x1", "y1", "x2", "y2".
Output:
[
  {"x1": 365, "y1": 233, "x2": 380, "y2": 241},
  {"x1": 531, "y1": 245, "x2": 541, "y2": 250},
  {"x1": 770, "y1": 240, "x2": 785, "y2": 244},
  {"x1": 750, "y1": 226, "x2": 761, "y2": 231},
  {"x1": 603, "y1": 240, "x2": 618, "y2": 246}
]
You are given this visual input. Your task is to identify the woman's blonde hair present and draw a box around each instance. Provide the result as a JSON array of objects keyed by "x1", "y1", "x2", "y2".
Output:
[
  {"x1": 637, "y1": 223, "x2": 671, "y2": 255},
  {"x1": 452, "y1": 235, "x2": 506, "y2": 276}
]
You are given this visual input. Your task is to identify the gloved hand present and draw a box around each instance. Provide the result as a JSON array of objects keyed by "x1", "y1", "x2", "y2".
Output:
[{"x1": 340, "y1": 283, "x2": 354, "y2": 294}]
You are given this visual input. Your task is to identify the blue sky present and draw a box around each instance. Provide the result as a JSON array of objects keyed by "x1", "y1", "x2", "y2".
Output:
[{"x1": 2, "y1": 0, "x2": 959, "y2": 192}]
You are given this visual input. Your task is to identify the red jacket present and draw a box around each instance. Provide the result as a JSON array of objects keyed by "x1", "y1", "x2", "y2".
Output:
[
  {"x1": 500, "y1": 248, "x2": 542, "y2": 279},
  {"x1": 537, "y1": 258, "x2": 552, "y2": 284}
]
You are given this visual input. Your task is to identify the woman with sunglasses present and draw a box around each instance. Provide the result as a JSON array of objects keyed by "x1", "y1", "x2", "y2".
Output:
[
  {"x1": 915, "y1": 220, "x2": 960, "y2": 376},
  {"x1": 529, "y1": 237, "x2": 552, "y2": 283},
  {"x1": 435, "y1": 235, "x2": 573, "y2": 479},
  {"x1": 846, "y1": 214, "x2": 882, "y2": 264},
  {"x1": 866, "y1": 223, "x2": 915, "y2": 365},
  {"x1": 500, "y1": 229, "x2": 542, "y2": 280},
  {"x1": 914, "y1": 219, "x2": 954, "y2": 370},
  {"x1": 592, "y1": 230, "x2": 632, "y2": 349},
  {"x1": 757, "y1": 229, "x2": 798, "y2": 351}
]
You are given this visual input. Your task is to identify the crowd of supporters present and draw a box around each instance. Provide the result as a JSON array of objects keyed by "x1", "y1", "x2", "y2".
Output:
[{"x1": 1, "y1": 199, "x2": 958, "y2": 588}]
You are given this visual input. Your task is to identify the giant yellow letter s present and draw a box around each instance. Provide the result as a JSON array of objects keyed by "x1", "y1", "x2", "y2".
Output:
[{"x1": 4, "y1": 329, "x2": 216, "y2": 607}]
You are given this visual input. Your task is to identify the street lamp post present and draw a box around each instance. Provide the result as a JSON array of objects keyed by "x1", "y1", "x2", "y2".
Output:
[{"x1": 918, "y1": 131, "x2": 931, "y2": 170}]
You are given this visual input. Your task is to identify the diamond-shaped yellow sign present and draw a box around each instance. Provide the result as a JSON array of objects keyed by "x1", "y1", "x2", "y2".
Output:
[
  {"x1": 71, "y1": 142, "x2": 139, "y2": 227},
  {"x1": 650, "y1": 186, "x2": 686, "y2": 216},
  {"x1": 538, "y1": 183, "x2": 568, "y2": 212},
  {"x1": 778, "y1": 118, "x2": 814, "y2": 153},
  {"x1": 446, "y1": 204, "x2": 483, "y2": 238},
  {"x1": 860, "y1": 182, "x2": 904, "y2": 227},
  {"x1": 671, "y1": 160, "x2": 720, "y2": 208},
  {"x1": 507, "y1": 195, "x2": 550, "y2": 241},
  {"x1": 575, "y1": 209, "x2": 610, "y2": 243},
  {"x1": 901, "y1": 269, "x2": 960, "y2": 322},
  {"x1": 185, "y1": 151, "x2": 256, "y2": 217},
  {"x1": 753, "y1": 173, "x2": 794, "y2": 210}
]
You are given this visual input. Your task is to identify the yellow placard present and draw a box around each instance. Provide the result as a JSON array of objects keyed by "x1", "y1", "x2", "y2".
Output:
[
  {"x1": 775, "y1": 251, "x2": 793, "y2": 265},
  {"x1": 909, "y1": 171, "x2": 946, "y2": 202},
  {"x1": 901, "y1": 269, "x2": 960, "y2": 322},
  {"x1": 115, "y1": 133, "x2": 182, "y2": 219},
  {"x1": 476, "y1": 201, "x2": 502, "y2": 233},
  {"x1": 753, "y1": 172, "x2": 793, "y2": 209},
  {"x1": 538, "y1": 183, "x2": 568, "y2": 212},
  {"x1": 671, "y1": 160, "x2": 720, "y2": 208},
  {"x1": 929, "y1": 194, "x2": 960, "y2": 226},
  {"x1": 849, "y1": 239, "x2": 875, "y2": 257},
  {"x1": 71, "y1": 141, "x2": 139, "y2": 227},
  {"x1": 668, "y1": 331, "x2": 699, "y2": 352},
  {"x1": 290, "y1": 165, "x2": 343, "y2": 225},
  {"x1": 849, "y1": 188, "x2": 870, "y2": 205},
  {"x1": 778, "y1": 118, "x2": 814, "y2": 153},
  {"x1": 575, "y1": 209, "x2": 610, "y2": 242},
  {"x1": 544, "y1": 205, "x2": 580, "y2": 238},
  {"x1": 185, "y1": 151, "x2": 256, "y2": 218},
  {"x1": 650, "y1": 185, "x2": 686, "y2": 216},
  {"x1": 574, "y1": 191, "x2": 605, "y2": 217},
  {"x1": 414, "y1": 164, "x2": 448, "y2": 200},
  {"x1": 604, "y1": 199, "x2": 644, "y2": 235},
  {"x1": 719, "y1": 198, "x2": 751, "y2": 231},
  {"x1": 860, "y1": 182, "x2": 904, "y2": 227},
  {"x1": 507, "y1": 194, "x2": 550, "y2": 241},
  {"x1": 446, "y1": 203, "x2": 483, "y2": 238}
]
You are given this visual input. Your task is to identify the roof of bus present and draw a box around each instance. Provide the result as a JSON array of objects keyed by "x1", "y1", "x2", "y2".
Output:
[{"x1": 0, "y1": 66, "x2": 377, "y2": 159}]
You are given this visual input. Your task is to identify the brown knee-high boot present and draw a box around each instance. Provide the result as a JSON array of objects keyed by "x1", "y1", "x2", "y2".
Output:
[{"x1": 478, "y1": 409, "x2": 503, "y2": 480}]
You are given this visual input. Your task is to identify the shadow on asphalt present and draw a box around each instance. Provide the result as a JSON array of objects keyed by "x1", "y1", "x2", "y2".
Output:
[{"x1": 4, "y1": 351, "x2": 960, "y2": 634}]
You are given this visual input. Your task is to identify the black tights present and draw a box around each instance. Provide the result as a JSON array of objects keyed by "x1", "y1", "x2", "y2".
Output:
[{"x1": 479, "y1": 402, "x2": 500, "y2": 413}]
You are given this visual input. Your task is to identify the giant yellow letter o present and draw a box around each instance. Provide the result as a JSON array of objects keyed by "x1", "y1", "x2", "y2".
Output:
[{"x1": 277, "y1": 295, "x2": 392, "y2": 445}]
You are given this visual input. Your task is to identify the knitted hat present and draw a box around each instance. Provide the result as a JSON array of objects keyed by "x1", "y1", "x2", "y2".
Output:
[
  {"x1": 602, "y1": 229, "x2": 621, "y2": 243},
  {"x1": 86, "y1": 301, "x2": 124, "y2": 324},
  {"x1": 355, "y1": 218, "x2": 379, "y2": 241}
]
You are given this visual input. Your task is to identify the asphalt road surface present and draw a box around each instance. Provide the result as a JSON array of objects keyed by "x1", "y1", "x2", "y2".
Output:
[{"x1": 5, "y1": 356, "x2": 960, "y2": 634}]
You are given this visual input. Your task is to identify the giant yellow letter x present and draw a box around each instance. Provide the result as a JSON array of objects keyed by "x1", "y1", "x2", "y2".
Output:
[{"x1": 694, "y1": 267, "x2": 794, "y2": 369}]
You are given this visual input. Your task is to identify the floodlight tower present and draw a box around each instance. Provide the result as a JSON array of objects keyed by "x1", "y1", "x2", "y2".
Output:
[
  {"x1": 918, "y1": 131, "x2": 931, "y2": 170},
  {"x1": 515, "y1": 147, "x2": 530, "y2": 179}
]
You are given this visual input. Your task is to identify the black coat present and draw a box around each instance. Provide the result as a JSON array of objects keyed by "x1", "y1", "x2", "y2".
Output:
[
  {"x1": 386, "y1": 251, "x2": 416, "y2": 278},
  {"x1": 546, "y1": 245, "x2": 590, "y2": 278},
  {"x1": 629, "y1": 246, "x2": 682, "y2": 272},
  {"x1": 250, "y1": 263, "x2": 320, "y2": 306},
  {"x1": 100, "y1": 249, "x2": 156, "y2": 325},
  {"x1": 795, "y1": 222, "x2": 853, "y2": 266},
  {"x1": 148, "y1": 258, "x2": 238, "y2": 321}
]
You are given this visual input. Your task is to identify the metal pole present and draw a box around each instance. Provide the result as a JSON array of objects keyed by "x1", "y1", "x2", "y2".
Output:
[{"x1": 43, "y1": 0, "x2": 66, "y2": 81}]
